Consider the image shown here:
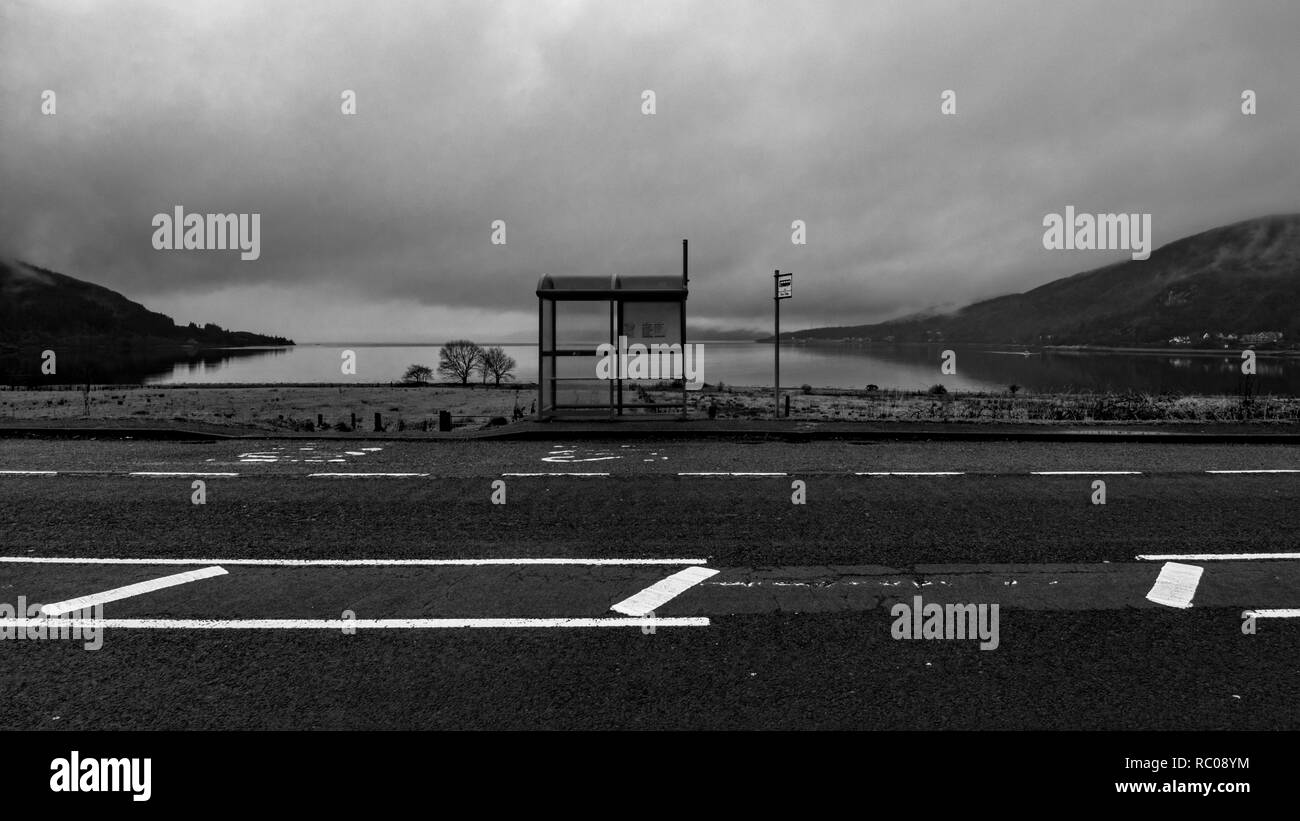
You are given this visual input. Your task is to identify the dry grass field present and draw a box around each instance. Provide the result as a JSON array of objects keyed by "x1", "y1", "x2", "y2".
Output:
[{"x1": 3, "y1": 382, "x2": 1299, "y2": 431}]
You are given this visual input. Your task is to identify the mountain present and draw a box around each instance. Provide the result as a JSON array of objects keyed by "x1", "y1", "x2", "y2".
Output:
[
  {"x1": 779, "y1": 214, "x2": 1300, "y2": 347},
  {"x1": 0, "y1": 259, "x2": 293, "y2": 347}
]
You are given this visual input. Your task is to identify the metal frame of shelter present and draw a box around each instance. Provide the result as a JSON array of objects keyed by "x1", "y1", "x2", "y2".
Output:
[{"x1": 536, "y1": 240, "x2": 690, "y2": 420}]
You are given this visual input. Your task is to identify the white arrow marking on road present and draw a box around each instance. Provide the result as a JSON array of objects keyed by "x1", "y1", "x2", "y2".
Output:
[
  {"x1": 38, "y1": 566, "x2": 229, "y2": 616},
  {"x1": 611, "y1": 567, "x2": 721, "y2": 616},
  {"x1": 1145, "y1": 562, "x2": 1204, "y2": 609}
]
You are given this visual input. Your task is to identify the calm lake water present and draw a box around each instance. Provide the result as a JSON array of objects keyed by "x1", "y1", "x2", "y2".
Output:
[{"x1": 130, "y1": 342, "x2": 1300, "y2": 395}]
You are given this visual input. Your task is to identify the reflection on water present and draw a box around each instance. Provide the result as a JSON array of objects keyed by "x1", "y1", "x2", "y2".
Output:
[
  {"x1": 0, "y1": 344, "x2": 281, "y2": 386},
  {"x1": 3, "y1": 341, "x2": 1295, "y2": 395},
  {"x1": 658, "y1": 343, "x2": 1296, "y2": 395}
]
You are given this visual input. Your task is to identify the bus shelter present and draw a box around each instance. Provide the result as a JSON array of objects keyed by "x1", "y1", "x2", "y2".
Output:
[{"x1": 536, "y1": 248, "x2": 689, "y2": 419}]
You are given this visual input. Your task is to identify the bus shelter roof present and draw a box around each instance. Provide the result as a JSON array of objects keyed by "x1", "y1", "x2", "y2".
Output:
[{"x1": 536, "y1": 273, "x2": 687, "y2": 301}]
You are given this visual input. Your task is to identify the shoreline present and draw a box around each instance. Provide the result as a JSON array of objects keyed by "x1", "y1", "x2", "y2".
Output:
[
  {"x1": 757, "y1": 339, "x2": 1300, "y2": 357},
  {"x1": 2, "y1": 382, "x2": 1297, "y2": 431}
]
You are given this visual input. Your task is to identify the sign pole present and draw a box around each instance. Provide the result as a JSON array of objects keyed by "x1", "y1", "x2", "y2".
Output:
[{"x1": 773, "y1": 269, "x2": 780, "y2": 420}]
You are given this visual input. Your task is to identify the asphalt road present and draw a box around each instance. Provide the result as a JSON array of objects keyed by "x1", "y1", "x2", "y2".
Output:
[{"x1": 1, "y1": 437, "x2": 1298, "y2": 729}]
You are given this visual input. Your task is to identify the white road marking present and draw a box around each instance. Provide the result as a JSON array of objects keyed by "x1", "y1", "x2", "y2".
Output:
[
  {"x1": 1206, "y1": 469, "x2": 1300, "y2": 474},
  {"x1": 0, "y1": 556, "x2": 707, "y2": 567},
  {"x1": 502, "y1": 472, "x2": 609, "y2": 477},
  {"x1": 16, "y1": 467, "x2": 1290, "y2": 481},
  {"x1": 545, "y1": 456, "x2": 620, "y2": 462},
  {"x1": 1137, "y1": 552, "x2": 1300, "y2": 561},
  {"x1": 307, "y1": 472, "x2": 428, "y2": 478},
  {"x1": 128, "y1": 472, "x2": 239, "y2": 477},
  {"x1": 1031, "y1": 471, "x2": 1142, "y2": 475},
  {"x1": 1145, "y1": 562, "x2": 1203, "y2": 609},
  {"x1": 1243, "y1": 609, "x2": 1300, "y2": 618},
  {"x1": 542, "y1": 455, "x2": 620, "y2": 463},
  {"x1": 0, "y1": 617, "x2": 709, "y2": 630},
  {"x1": 611, "y1": 567, "x2": 721, "y2": 616},
  {"x1": 39, "y1": 566, "x2": 229, "y2": 616},
  {"x1": 855, "y1": 471, "x2": 965, "y2": 476},
  {"x1": 677, "y1": 472, "x2": 787, "y2": 477},
  {"x1": 541, "y1": 445, "x2": 621, "y2": 463}
]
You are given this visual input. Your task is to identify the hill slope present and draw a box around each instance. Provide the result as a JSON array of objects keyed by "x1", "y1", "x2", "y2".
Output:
[
  {"x1": 0, "y1": 260, "x2": 293, "y2": 347},
  {"x1": 787, "y1": 214, "x2": 1300, "y2": 346}
]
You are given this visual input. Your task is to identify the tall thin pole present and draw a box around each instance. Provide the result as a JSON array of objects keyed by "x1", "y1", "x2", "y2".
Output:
[
  {"x1": 773, "y1": 269, "x2": 780, "y2": 420},
  {"x1": 682, "y1": 239, "x2": 688, "y2": 417}
]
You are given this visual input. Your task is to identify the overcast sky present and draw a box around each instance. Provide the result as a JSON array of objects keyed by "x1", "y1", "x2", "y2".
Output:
[{"x1": 3, "y1": 0, "x2": 1299, "y2": 342}]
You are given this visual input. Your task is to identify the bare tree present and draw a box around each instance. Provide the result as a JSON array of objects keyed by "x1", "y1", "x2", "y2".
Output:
[
  {"x1": 402, "y1": 363, "x2": 433, "y2": 383},
  {"x1": 480, "y1": 346, "x2": 517, "y2": 386},
  {"x1": 438, "y1": 340, "x2": 482, "y2": 384}
]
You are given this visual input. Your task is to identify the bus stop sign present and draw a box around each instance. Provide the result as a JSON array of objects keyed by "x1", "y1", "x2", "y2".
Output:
[{"x1": 776, "y1": 273, "x2": 792, "y2": 299}]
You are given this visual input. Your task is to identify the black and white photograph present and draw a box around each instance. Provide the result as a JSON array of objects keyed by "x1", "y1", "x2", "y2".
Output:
[{"x1": 1, "y1": 0, "x2": 1295, "y2": 803}]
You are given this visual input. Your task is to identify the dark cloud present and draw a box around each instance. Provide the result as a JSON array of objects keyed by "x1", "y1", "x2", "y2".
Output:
[{"x1": 3, "y1": 0, "x2": 1298, "y2": 341}]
